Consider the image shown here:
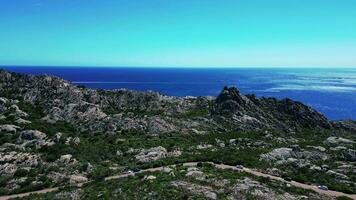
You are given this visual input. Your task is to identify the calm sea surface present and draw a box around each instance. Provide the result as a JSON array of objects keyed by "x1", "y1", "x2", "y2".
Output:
[{"x1": 2, "y1": 67, "x2": 356, "y2": 120}]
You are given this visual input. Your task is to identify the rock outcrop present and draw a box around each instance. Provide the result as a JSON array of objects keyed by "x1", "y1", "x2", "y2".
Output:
[{"x1": 213, "y1": 86, "x2": 331, "y2": 131}]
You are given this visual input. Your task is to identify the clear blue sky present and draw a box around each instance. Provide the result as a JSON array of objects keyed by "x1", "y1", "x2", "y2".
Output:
[{"x1": 1, "y1": 0, "x2": 356, "y2": 67}]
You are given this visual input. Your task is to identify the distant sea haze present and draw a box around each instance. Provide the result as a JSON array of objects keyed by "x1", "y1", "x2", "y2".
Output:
[{"x1": 3, "y1": 66, "x2": 356, "y2": 120}]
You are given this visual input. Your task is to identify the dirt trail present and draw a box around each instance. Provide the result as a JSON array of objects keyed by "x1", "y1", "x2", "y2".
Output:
[
  {"x1": 215, "y1": 164, "x2": 356, "y2": 200},
  {"x1": 1, "y1": 162, "x2": 355, "y2": 200}
]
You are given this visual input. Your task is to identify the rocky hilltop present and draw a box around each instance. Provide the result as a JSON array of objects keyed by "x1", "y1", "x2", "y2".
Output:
[
  {"x1": 0, "y1": 69, "x2": 337, "y2": 134},
  {"x1": 0, "y1": 69, "x2": 355, "y2": 200}
]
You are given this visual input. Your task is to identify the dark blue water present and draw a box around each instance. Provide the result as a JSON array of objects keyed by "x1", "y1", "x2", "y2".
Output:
[{"x1": 2, "y1": 66, "x2": 356, "y2": 120}]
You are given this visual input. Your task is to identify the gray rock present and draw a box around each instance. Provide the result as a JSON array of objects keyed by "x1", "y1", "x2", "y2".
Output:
[
  {"x1": 0, "y1": 97, "x2": 8, "y2": 104},
  {"x1": 343, "y1": 149, "x2": 356, "y2": 161},
  {"x1": 143, "y1": 175, "x2": 157, "y2": 181},
  {"x1": 326, "y1": 170, "x2": 349, "y2": 180},
  {"x1": 134, "y1": 146, "x2": 181, "y2": 162},
  {"x1": 0, "y1": 124, "x2": 20, "y2": 133},
  {"x1": 186, "y1": 170, "x2": 206, "y2": 180},
  {"x1": 19, "y1": 130, "x2": 47, "y2": 141},
  {"x1": 15, "y1": 118, "x2": 31, "y2": 125},
  {"x1": 171, "y1": 181, "x2": 217, "y2": 200},
  {"x1": 135, "y1": 146, "x2": 167, "y2": 162},
  {"x1": 306, "y1": 145, "x2": 326, "y2": 152},
  {"x1": 69, "y1": 175, "x2": 88, "y2": 184},
  {"x1": 260, "y1": 148, "x2": 294, "y2": 161},
  {"x1": 325, "y1": 136, "x2": 354, "y2": 145}
]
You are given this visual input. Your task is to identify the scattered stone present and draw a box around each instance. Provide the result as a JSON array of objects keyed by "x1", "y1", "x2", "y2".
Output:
[
  {"x1": 171, "y1": 181, "x2": 217, "y2": 200},
  {"x1": 143, "y1": 175, "x2": 157, "y2": 181},
  {"x1": 215, "y1": 139, "x2": 225, "y2": 148},
  {"x1": 196, "y1": 144, "x2": 213, "y2": 150},
  {"x1": 0, "y1": 97, "x2": 8, "y2": 104},
  {"x1": 186, "y1": 170, "x2": 206, "y2": 181},
  {"x1": 116, "y1": 150, "x2": 123, "y2": 156},
  {"x1": 260, "y1": 148, "x2": 294, "y2": 161},
  {"x1": 162, "y1": 167, "x2": 172, "y2": 173},
  {"x1": 15, "y1": 118, "x2": 31, "y2": 125},
  {"x1": 69, "y1": 175, "x2": 88, "y2": 184},
  {"x1": 135, "y1": 146, "x2": 181, "y2": 162},
  {"x1": 58, "y1": 154, "x2": 78, "y2": 165},
  {"x1": 331, "y1": 146, "x2": 347, "y2": 151},
  {"x1": 55, "y1": 189, "x2": 83, "y2": 200},
  {"x1": 229, "y1": 139, "x2": 237, "y2": 145},
  {"x1": 73, "y1": 137, "x2": 81, "y2": 145},
  {"x1": 326, "y1": 170, "x2": 349, "y2": 180},
  {"x1": 307, "y1": 145, "x2": 326, "y2": 152}
]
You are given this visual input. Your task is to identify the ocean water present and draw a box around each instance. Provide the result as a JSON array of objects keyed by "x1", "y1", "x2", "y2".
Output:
[{"x1": 2, "y1": 66, "x2": 356, "y2": 120}]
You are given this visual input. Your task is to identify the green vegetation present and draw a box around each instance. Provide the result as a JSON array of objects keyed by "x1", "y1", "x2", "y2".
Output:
[
  {"x1": 14, "y1": 164, "x2": 317, "y2": 200},
  {"x1": 1, "y1": 86, "x2": 355, "y2": 198}
]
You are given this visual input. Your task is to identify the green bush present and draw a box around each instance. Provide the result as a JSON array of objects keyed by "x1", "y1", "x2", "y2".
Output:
[{"x1": 14, "y1": 169, "x2": 28, "y2": 177}]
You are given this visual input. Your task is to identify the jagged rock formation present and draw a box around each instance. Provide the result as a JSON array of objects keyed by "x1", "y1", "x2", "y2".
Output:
[{"x1": 213, "y1": 86, "x2": 331, "y2": 131}]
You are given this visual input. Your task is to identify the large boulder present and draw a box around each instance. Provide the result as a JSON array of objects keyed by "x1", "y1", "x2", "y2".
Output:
[
  {"x1": 0, "y1": 124, "x2": 20, "y2": 133},
  {"x1": 324, "y1": 137, "x2": 354, "y2": 145},
  {"x1": 343, "y1": 149, "x2": 356, "y2": 161},
  {"x1": 135, "y1": 146, "x2": 181, "y2": 162},
  {"x1": 135, "y1": 146, "x2": 168, "y2": 162},
  {"x1": 260, "y1": 148, "x2": 295, "y2": 161},
  {"x1": 19, "y1": 130, "x2": 47, "y2": 141}
]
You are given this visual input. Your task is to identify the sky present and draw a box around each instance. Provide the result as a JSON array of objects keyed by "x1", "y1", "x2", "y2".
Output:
[{"x1": 0, "y1": 0, "x2": 356, "y2": 67}]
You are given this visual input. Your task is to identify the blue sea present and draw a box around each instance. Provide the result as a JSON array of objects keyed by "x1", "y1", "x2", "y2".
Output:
[{"x1": 2, "y1": 66, "x2": 356, "y2": 120}]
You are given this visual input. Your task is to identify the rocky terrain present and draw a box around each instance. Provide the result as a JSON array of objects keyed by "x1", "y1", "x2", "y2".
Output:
[{"x1": 0, "y1": 69, "x2": 355, "y2": 200}]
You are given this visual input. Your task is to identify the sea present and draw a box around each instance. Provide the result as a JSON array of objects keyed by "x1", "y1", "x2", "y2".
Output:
[{"x1": 2, "y1": 66, "x2": 356, "y2": 120}]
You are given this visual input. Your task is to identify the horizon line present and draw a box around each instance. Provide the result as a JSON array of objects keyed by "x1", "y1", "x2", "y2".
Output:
[{"x1": 2, "y1": 65, "x2": 356, "y2": 69}]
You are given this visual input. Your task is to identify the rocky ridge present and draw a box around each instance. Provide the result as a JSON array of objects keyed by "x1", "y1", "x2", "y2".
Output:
[{"x1": 0, "y1": 69, "x2": 341, "y2": 134}]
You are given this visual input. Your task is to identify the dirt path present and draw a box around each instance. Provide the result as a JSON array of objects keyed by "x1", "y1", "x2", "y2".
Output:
[
  {"x1": 215, "y1": 164, "x2": 356, "y2": 199},
  {"x1": 0, "y1": 188, "x2": 59, "y2": 200},
  {"x1": 1, "y1": 162, "x2": 355, "y2": 200}
]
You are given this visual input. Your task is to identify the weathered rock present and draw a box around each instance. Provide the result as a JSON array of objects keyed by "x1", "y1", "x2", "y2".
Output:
[
  {"x1": 69, "y1": 175, "x2": 88, "y2": 184},
  {"x1": 143, "y1": 175, "x2": 157, "y2": 181},
  {"x1": 171, "y1": 181, "x2": 217, "y2": 200},
  {"x1": 231, "y1": 177, "x2": 325, "y2": 200},
  {"x1": 58, "y1": 154, "x2": 78, "y2": 165},
  {"x1": 0, "y1": 151, "x2": 40, "y2": 175},
  {"x1": 135, "y1": 146, "x2": 167, "y2": 162},
  {"x1": 326, "y1": 170, "x2": 349, "y2": 180},
  {"x1": 47, "y1": 172, "x2": 67, "y2": 183},
  {"x1": 343, "y1": 149, "x2": 356, "y2": 161},
  {"x1": 196, "y1": 144, "x2": 213, "y2": 150},
  {"x1": 19, "y1": 130, "x2": 47, "y2": 141},
  {"x1": 186, "y1": 170, "x2": 206, "y2": 181},
  {"x1": 0, "y1": 124, "x2": 20, "y2": 133},
  {"x1": 325, "y1": 137, "x2": 354, "y2": 145},
  {"x1": 55, "y1": 189, "x2": 83, "y2": 200},
  {"x1": 135, "y1": 146, "x2": 181, "y2": 162},
  {"x1": 0, "y1": 97, "x2": 8, "y2": 104},
  {"x1": 162, "y1": 167, "x2": 172, "y2": 173},
  {"x1": 9, "y1": 105, "x2": 29, "y2": 118},
  {"x1": 261, "y1": 147, "x2": 327, "y2": 163},
  {"x1": 15, "y1": 118, "x2": 31, "y2": 125},
  {"x1": 307, "y1": 145, "x2": 326, "y2": 152},
  {"x1": 260, "y1": 148, "x2": 294, "y2": 161}
]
